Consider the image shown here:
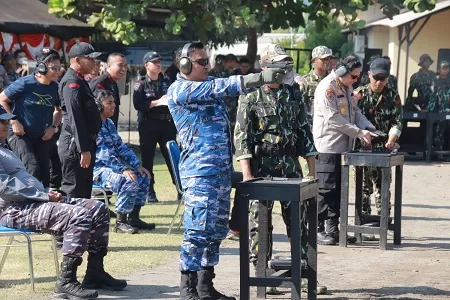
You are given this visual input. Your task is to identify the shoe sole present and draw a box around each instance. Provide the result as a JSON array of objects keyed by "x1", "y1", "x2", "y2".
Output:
[
  {"x1": 82, "y1": 283, "x2": 126, "y2": 291},
  {"x1": 54, "y1": 292, "x2": 98, "y2": 299}
]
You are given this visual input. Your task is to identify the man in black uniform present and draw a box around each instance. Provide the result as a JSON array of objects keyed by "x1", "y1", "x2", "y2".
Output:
[
  {"x1": 164, "y1": 50, "x2": 179, "y2": 84},
  {"x1": 58, "y1": 42, "x2": 102, "y2": 198},
  {"x1": 133, "y1": 51, "x2": 177, "y2": 203},
  {"x1": 89, "y1": 53, "x2": 127, "y2": 128}
]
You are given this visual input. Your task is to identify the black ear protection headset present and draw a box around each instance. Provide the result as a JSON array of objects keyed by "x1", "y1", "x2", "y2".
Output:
[
  {"x1": 178, "y1": 43, "x2": 193, "y2": 75},
  {"x1": 36, "y1": 48, "x2": 60, "y2": 75},
  {"x1": 335, "y1": 57, "x2": 362, "y2": 77},
  {"x1": 95, "y1": 90, "x2": 113, "y2": 113}
]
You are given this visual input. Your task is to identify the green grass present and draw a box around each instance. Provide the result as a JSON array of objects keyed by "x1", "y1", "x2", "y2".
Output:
[{"x1": 0, "y1": 148, "x2": 184, "y2": 299}]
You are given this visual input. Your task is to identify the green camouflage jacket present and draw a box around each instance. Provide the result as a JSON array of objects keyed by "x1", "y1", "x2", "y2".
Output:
[
  {"x1": 406, "y1": 70, "x2": 436, "y2": 109},
  {"x1": 428, "y1": 75, "x2": 450, "y2": 112},
  {"x1": 354, "y1": 84, "x2": 403, "y2": 150},
  {"x1": 298, "y1": 69, "x2": 327, "y2": 124},
  {"x1": 234, "y1": 84, "x2": 317, "y2": 176}
]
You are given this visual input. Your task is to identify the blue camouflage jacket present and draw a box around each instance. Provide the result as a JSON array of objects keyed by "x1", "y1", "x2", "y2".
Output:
[
  {"x1": 167, "y1": 73, "x2": 246, "y2": 178},
  {"x1": 94, "y1": 118, "x2": 140, "y2": 178}
]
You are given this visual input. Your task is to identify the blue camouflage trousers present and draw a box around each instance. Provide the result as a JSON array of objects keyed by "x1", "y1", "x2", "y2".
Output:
[
  {"x1": 179, "y1": 173, "x2": 232, "y2": 271},
  {"x1": 0, "y1": 198, "x2": 109, "y2": 256},
  {"x1": 95, "y1": 167, "x2": 150, "y2": 214}
]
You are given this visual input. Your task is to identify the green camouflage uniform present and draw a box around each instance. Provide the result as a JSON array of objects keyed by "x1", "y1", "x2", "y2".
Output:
[
  {"x1": 360, "y1": 74, "x2": 398, "y2": 92},
  {"x1": 405, "y1": 70, "x2": 436, "y2": 110},
  {"x1": 209, "y1": 66, "x2": 238, "y2": 136},
  {"x1": 234, "y1": 83, "x2": 317, "y2": 266},
  {"x1": 354, "y1": 85, "x2": 403, "y2": 214},
  {"x1": 298, "y1": 69, "x2": 327, "y2": 126},
  {"x1": 428, "y1": 75, "x2": 450, "y2": 151}
]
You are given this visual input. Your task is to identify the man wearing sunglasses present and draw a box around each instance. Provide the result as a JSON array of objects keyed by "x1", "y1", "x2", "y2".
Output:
[
  {"x1": 133, "y1": 51, "x2": 179, "y2": 203},
  {"x1": 167, "y1": 42, "x2": 286, "y2": 300},
  {"x1": 0, "y1": 48, "x2": 62, "y2": 188},
  {"x1": 313, "y1": 55, "x2": 377, "y2": 246},
  {"x1": 354, "y1": 57, "x2": 402, "y2": 222},
  {"x1": 58, "y1": 42, "x2": 102, "y2": 199}
]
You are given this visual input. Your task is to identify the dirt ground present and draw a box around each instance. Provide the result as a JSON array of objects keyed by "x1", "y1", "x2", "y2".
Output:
[{"x1": 28, "y1": 160, "x2": 450, "y2": 300}]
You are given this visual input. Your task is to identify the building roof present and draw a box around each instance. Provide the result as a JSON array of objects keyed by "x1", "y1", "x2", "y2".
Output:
[
  {"x1": 364, "y1": 0, "x2": 450, "y2": 28},
  {"x1": 0, "y1": 0, "x2": 94, "y2": 39}
]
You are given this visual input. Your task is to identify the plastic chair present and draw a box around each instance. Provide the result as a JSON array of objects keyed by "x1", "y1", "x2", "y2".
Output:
[
  {"x1": 166, "y1": 140, "x2": 185, "y2": 234},
  {"x1": 0, "y1": 226, "x2": 59, "y2": 291},
  {"x1": 92, "y1": 184, "x2": 111, "y2": 206}
]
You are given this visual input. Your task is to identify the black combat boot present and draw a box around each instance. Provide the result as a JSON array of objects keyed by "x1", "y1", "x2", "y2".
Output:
[
  {"x1": 54, "y1": 256, "x2": 98, "y2": 299},
  {"x1": 326, "y1": 218, "x2": 357, "y2": 244},
  {"x1": 180, "y1": 271, "x2": 200, "y2": 300},
  {"x1": 317, "y1": 221, "x2": 336, "y2": 245},
  {"x1": 128, "y1": 206, "x2": 156, "y2": 230},
  {"x1": 82, "y1": 249, "x2": 127, "y2": 291},
  {"x1": 114, "y1": 212, "x2": 138, "y2": 234},
  {"x1": 197, "y1": 267, "x2": 236, "y2": 300}
]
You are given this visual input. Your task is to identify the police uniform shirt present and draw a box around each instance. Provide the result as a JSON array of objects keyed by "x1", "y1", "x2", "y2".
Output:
[
  {"x1": 89, "y1": 71, "x2": 120, "y2": 107},
  {"x1": 59, "y1": 67, "x2": 101, "y2": 153},
  {"x1": 313, "y1": 71, "x2": 373, "y2": 153},
  {"x1": 132, "y1": 73, "x2": 171, "y2": 122}
]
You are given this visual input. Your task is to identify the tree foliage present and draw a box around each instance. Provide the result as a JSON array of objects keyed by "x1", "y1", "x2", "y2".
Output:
[{"x1": 47, "y1": 0, "x2": 437, "y2": 62}]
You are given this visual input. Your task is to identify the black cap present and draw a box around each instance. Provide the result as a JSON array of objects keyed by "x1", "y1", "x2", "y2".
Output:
[
  {"x1": 35, "y1": 47, "x2": 60, "y2": 63},
  {"x1": 68, "y1": 42, "x2": 102, "y2": 59},
  {"x1": 370, "y1": 58, "x2": 390, "y2": 76},
  {"x1": 0, "y1": 113, "x2": 16, "y2": 120},
  {"x1": 143, "y1": 51, "x2": 161, "y2": 64}
]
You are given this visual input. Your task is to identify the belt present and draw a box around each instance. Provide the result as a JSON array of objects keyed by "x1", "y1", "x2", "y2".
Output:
[
  {"x1": 142, "y1": 114, "x2": 172, "y2": 121},
  {"x1": 260, "y1": 143, "x2": 297, "y2": 157}
]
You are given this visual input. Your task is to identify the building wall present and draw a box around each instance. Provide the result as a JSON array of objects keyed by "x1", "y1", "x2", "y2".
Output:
[{"x1": 365, "y1": 8, "x2": 450, "y2": 101}]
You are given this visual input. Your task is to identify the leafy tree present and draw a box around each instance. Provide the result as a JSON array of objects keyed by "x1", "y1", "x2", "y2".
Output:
[{"x1": 46, "y1": 0, "x2": 437, "y2": 64}]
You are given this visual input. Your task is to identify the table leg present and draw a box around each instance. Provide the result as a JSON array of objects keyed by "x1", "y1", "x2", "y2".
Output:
[
  {"x1": 354, "y1": 166, "x2": 363, "y2": 243},
  {"x1": 394, "y1": 165, "x2": 403, "y2": 245},
  {"x1": 239, "y1": 191, "x2": 250, "y2": 300},
  {"x1": 257, "y1": 200, "x2": 269, "y2": 299},
  {"x1": 290, "y1": 201, "x2": 301, "y2": 300},
  {"x1": 307, "y1": 198, "x2": 317, "y2": 300},
  {"x1": 339, "y1": 165, "x2": 350, "y2": 247},
  {"x1": 379, "y1": 168, "x2": 390, "y2": 250},
  {"x1": 426, "y1": 116, "x2": 434, "y2": 163}
]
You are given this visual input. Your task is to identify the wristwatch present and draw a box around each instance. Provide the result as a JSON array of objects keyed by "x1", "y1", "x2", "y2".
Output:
[{"x1": 51, "y1": 125, "x2": 59, "y2": 133}]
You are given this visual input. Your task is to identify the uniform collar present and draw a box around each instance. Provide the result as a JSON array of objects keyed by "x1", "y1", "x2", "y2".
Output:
[{"x1": 69, "y1": 67, "x2": 84, "y2": 79}]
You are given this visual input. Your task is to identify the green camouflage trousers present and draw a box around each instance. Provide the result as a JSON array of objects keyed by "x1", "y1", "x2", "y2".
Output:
[
  {"x1": 249, "y1": 155, "x2": 308, "y2": 267},
  {"x1": 432, "y1": 121, "x2": 449, "y2": 151},
  {"x1": 362, "y1": 166, "x2": 391, "y2": 215}
]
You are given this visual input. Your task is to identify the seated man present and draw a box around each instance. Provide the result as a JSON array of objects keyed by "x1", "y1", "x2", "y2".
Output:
[
  {"x1": 0, "y1": 112, "x2": 126, "y2": 300},
  {"x1": 94, "y1": 90, "x2": 155, "y2": 234}
]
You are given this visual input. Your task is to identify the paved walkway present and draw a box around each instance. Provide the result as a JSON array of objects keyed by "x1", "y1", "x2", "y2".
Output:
[{"x1": 32, "y1": 162, "x2": 450, "y2": 300}]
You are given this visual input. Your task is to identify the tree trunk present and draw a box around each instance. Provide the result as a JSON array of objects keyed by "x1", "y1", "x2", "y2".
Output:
[{"x1": 246, "y1": 27, "x2": 258, "y2": 67}]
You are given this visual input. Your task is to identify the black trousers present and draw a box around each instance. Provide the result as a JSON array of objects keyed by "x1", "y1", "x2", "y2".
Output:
[
  {"x1": 8, "y1": 134, "x2": 52, "y2": 187},
  {"x1": 49, "y1": 128, "x2": 62, "y2": 188},
  {"x1": 316, "y1": 153, "x2": 342, "y2": 222},
  {"x1": 58, "y1": 132, "x2": 96, "y2": 198},
  {"x1": 138, "y1": 118, "x2": 177, "y2": 194}
]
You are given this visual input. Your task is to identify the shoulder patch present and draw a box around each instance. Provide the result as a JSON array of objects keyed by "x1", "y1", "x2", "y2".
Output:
[
  {"x1": 325, "y1": 89, "x2": 335, "y2": 101},
  {"x1": 69, "y1": 83, "x2": 80, "y2": 89},
  {"x1": 134, "y1": 82, "x2": 141, "y2": 91},
  {"x1": 97, "y1": 83, "x2": 105, "y2": 90},
  {"x1": 353, "y1": 92, "x2": 361, "y2": 100}
]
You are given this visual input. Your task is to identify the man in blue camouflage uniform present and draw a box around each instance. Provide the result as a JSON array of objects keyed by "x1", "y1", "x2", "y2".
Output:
[
  {"x1": 428, "y1": 60, "x2": 450, "y2": 160},
  {"x1": 354, "y1": 58, "x2": 402, "y2": 218},
  {"x1": 405, "y1": 53, "x2": 436, "y2": 111},
  {"x1": 167, "y1": 42, "x2": 285, "y2": 300},
  {"x1": 0, "y1": 112, "x2": 126, "y2": 300},
  {"x1": 94, "y1": 90, "x2": 154, "y2": 234},
  {"x1": 234, "y1": 43, "x2": 327, "y2": 295}
]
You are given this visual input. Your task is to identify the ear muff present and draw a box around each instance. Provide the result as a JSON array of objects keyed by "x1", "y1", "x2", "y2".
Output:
[
  {"x1": 335, "y1": 60, "x2": 349, "y2": 77},
  {"x1": 36, "y1": 62, "x2": 48, "y2": 75},
  {"x1": 179, "y1": 43, "x2": 192, "y2": 75},
  {"x1": 96, "y1": 99, "x2": 104, "y2": 113}
]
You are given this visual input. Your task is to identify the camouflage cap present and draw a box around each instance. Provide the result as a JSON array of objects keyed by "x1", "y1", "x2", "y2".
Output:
[
  {"x1": 259, "y1": 43, "x2": 290, "y2": 62},
  {"x1": 439, "y1": 60, "x2": 449, "y2": 68},
  {"x1": 312, "y1": 46, "x2": 333, "y2": 59},
  {"x1": 418, "y1": 53, "x2": 433, "y2": 66}
]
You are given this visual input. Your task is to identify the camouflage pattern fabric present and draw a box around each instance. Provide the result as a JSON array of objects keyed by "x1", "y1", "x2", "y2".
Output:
[
  {"x1": 0, "y1": 198, "x2": 110, "y2": 256},
  {"x1": 354, "y1": 84, "x2": 402, "y2": 214},
  {"x1": 234, "y1": 83, "x2": 317, "y2": 265},
  {"x1": 360, "y1": 74, "x2": 398, "y2": 92},
  {"x1": 428, "y1": 75, "x2": 450, "y2": 151},
  {"x1": 179, "y1": 173, "x2": 231, "y2": 271},
  {"x1": 405, "y1": 70, "x2": 436, "y2": 109},
  {"x1": 298, "y1": 69, "x2": 327, "y2": 126}
]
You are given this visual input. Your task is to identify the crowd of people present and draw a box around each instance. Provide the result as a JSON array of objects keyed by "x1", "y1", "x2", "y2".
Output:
[{"x1": 0, "y1": 38, "x2": 447, "y2": 300}]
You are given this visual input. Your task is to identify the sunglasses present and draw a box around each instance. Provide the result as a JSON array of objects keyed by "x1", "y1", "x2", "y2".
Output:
[
  {"x1": 48, "y1": 66, "x2": 61, "y2": 72},
  {"x1": 372, "y1": 74, "x2": 388, "y2": 81},
  {"x1": 0, "y1": 119, "x2": 10, "y2": 125},
  {"x1": 350, "y1": 74, "x2": 359, "y2": 79},
  {"x1": 190, "y1": 58, "x2": 209, "y2": 67}
]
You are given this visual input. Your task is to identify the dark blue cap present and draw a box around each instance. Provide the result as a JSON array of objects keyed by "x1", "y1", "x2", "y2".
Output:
[{"x1": 143, "y1": 51, "x2": 161, "y2": 64}]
